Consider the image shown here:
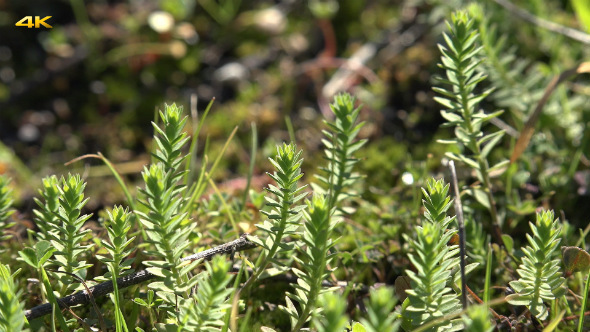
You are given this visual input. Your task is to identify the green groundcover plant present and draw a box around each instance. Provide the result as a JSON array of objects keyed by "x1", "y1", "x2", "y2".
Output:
[{"x1": 0, "y1": 6, "x2": 590, "y2": 332}]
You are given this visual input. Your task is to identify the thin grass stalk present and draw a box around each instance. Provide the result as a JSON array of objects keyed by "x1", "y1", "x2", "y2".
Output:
[
  {"x1": 578, "y1": 272, "x2": 590, "y2": 332},
  {"x1": 207, "y1": 176, "x2": 239, "y2": 235},
  {"x1": 184, "y1": 97, "x2": 215, "y2": 185},
  {"x1": 182, "y1": 126, "x2": 238, "y2": 216},
  {"x1": 40, "y1": 267, "x2": 70, "y2": 332},
  {"x1": 484, "y1": 244, "x2": 493, "y2": 304},
  {"x1": 240, "y1": 122, "x2": 257, "y2": 211}
]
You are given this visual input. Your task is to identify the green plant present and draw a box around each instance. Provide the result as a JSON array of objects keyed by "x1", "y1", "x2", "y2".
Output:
[
  {"x1": 180, "y1": 255, "x2": 234, "y2": 331},
  {"x1": 277, "y1": 93, "x2": 366, "y2": 331},
  {"x1": 470, "y1": 1, "x2": 588, "y2": 222},
  {"x1": 433, "y1": 10, "x2": 507, "y2": 246},
  {"x1": 132, "y1": 289, "x2": 159, "y2": 327},
  {"x1": 472, "y1": 3, "x2": 542, "y2": 115},
  {"x1": 96, "y1": 206, "x2": 135, "y2": 332},
  {"x1": 311, "y1": 292, "x2": 349, "y2": 332},
  {"x1": 32, "y1": 176, "x2": 61, "y2": 241},
  {"x1": 51, "y1": 174, "x2": 94, "y2": 295},
  {"x1": 360, "y1": 287, "x2": 400, "y2": 332},
  {"x1": 401, "y1": 178, "x2": 462, "y2": 331},
  {"x1": 245, "y1": 143, "x2": 306, "y2": 289},
  {"x1": 0, "y1": 263, "x2": 25, "y2": 332},
  {"x1": 578, "y1": 270, "x2": 590, "y2": 332},
  {"x1": 135, "y1": 104, "x2": 204, "y2": 326},
  {"x1": 18, "y1": 240, "x2": 68, "y2": 331},
  {"x1": 315, "y1": 93, "x2": 367, "y2": 213},
  {"x1": 282, "y1": 194, "x2": 335, "y2": 331},
  {"x1": 462, "y1": 305, "x2": 493, "y2": 332},
  {"x1": 0, "y1": 176, "x2": 14, "y2": 245},
  {"x1": 506, "y1": 210, "x2": 566, "y2": 320},
  {"x1": 1, "y1": 21, "x2": 589, "y2": 330}
]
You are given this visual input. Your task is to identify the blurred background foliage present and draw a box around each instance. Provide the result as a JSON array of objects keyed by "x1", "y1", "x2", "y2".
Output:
[{"x1": 0, "y1": 0, "x2": 590, "y2": 272}]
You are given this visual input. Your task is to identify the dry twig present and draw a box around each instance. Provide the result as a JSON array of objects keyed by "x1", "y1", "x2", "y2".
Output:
[{"x1": 25, "y1": 234, "x2": 258, "y2": 321}]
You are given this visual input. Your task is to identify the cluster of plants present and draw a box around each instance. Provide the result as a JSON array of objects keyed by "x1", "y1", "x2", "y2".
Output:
[{"x1": 1, "y1": 5, "x2": 590, "y2": 332}]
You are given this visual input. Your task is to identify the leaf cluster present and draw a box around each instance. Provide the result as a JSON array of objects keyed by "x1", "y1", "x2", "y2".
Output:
[
  {"x1": 506, "y1": 210, "x2": 567, "y2": 320},
  {"x1": 0, "y1": 176, "x2": 15, "y2": 244},
  {"x1": 312, "y1": 292, "x2": 349, "y2": 332},
  {"x1": 278, "y1": 93, "x2": 368, "y2": 331},
  {"x1": 47, "y1": 174, "x2": 94, "y2": 293},
  {"x1": 360, "y1": 287, "x2": 400, "y2": 332},
  {"x1": 401, "y1": 178, "x2": 462, "y2": 332},
  {"x1": 434, "y1": 11, "x2": 507, "y2": 173},
  {"x1": 136, "y1": 104, "x2": 197, "y2": 303},
  {"x1": 96, "y1": 206, "x2": 135, "y2": 331},
  {"x1": 252, "y1": 143, "x2": 307, "y2": 267},
  {"x1": 181, "y1": 256, "x2": 234, "y2": 331},
  {"x1": 0, "y1": 264, "x2": 24, "y2": 332},
  {"x1": 31, "y1": 176, "x2": 60, "y2": 241},
  {"x1": 316, "y1": 93, "x2": 367, "y2": 211},
  {"x1": 97, "y1": 206, "x2": 135, "y2": 274},
  {"x1": 462, "y1": 305, "x2": 493, "y2": 332},
  {"x1": 282, "y1": 194, "x2": 337, "y2": 330}
]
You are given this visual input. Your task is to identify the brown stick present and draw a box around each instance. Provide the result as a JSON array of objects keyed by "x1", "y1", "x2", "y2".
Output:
[
  {"x1": 563, "y1": 310, "x2": 590, "y2": 321},
  {"x1": 449, "y1": 161, "x2": 468, "y2": 310},
  {"x1": 465, "y1": 285, "x2": 506, "y2": 322},
  {"x1": 24, "y1": 234, "x2": 258, "y2": 321}
]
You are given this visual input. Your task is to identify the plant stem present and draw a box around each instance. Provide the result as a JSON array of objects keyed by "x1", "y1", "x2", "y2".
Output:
[
  {"x1": 240, "y1": 187, "x2": 293, "y2": 293},
  {"x1": 454, "y1": 43, "x2": 505, "y2": 249},
  {"x1": 477, "y1": 158, "x2": 504, "y2": 247},
  {"x1": 291, "y1": 240, "x2": 328, "y2": 332},
  {"x1": 578, "y1": 272, "x2": 590, "y2": 332}
]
